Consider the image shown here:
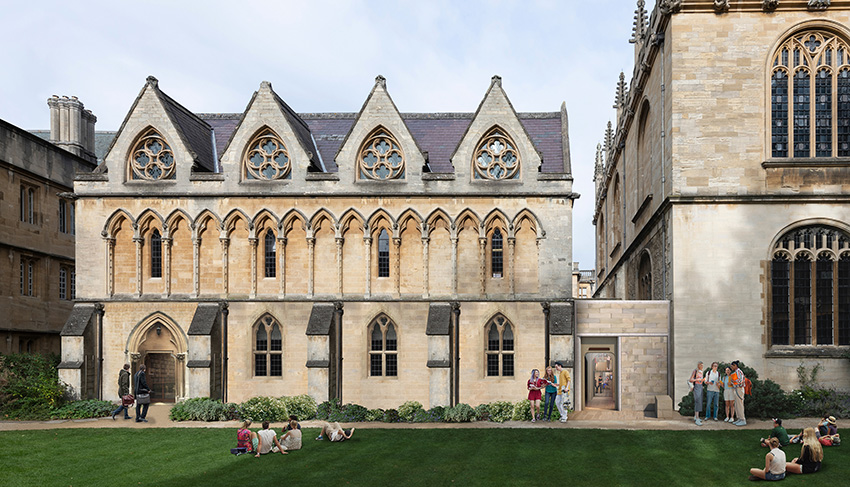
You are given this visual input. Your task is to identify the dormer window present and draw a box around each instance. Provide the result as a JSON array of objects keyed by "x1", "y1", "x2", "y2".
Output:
[
  {"x1": 473, "y1": 127, "x2": 520, "y2": 180},
  {"x1": 244, "y1": 129, "x2": 291, "y2": 180},
  {"x1": 129, "y1": 129, "x2": 175, "y2": 180},
  {"x1": 358, "y1": 128, "x2": 405, "y2": 180}
]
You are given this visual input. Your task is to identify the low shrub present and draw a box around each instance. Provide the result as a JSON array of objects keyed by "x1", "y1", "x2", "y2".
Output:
[
  {"x1": 281, "y1": 394, "x2": 317, "y2": 420},
  {"x1": 794, "y1": 389, "x2": 850, "y2": 419},
  {"x1": 474, "y1": 403, "x2": 490, "y2": 422},
  {"x1": 444, "y1": 403, "x2": 476, "y2": 423},
  {"x1": 382, "y1": 408, "x2": 400, "y2": 423},
  {"x1": 512, "y1": 399, "x2": 533, "y2": 421},
  {"x1": 169, "y1": 397, "x2": 233, "y2": 421},
  {"x1": 488, "y1": 401, "x2": 514, "y2": 423},
  {"x1": 366, "y1": 408, "x2": 385, "y2": 422},
  {"x1": 341, "y1": 403, "x2": 369, "y2": 422},
  {"x1": 413, "y1": 406, "x2": 444, "y2": 422},
  {"x1": 398, "y1": 401, "x2": 423, "y2": 422},
  {"x1": 238, "y1": 396, "x2": 288, "y2": 422},
  {"x1": 0, "y1": 353, "x2": 69, "y2": 420},
  {"x1": 50, "y1": 400, "x2": 113, "y2": 420},
  {"x1": 316, "y1": 399, "x2": 341, "y2": 420}
]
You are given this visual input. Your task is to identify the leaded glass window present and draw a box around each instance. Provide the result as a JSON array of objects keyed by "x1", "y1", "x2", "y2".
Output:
[
  {"x1": 369, "y1": 315, "x2": 398, "y2": 377},
  {"x1": 264, "y1": 230, "x2": 276, "y2": 278},
  {"x1": 358, "y1": 128, "x2": 405, "y2": 180},
  {"x1": 770, "y1": 225, "x2": 850, "y2": 346},
  {"x1": 150, "y1": 229, "x2": 162, "y2": 279},
  {"x1": 59, "y1": 200, "x2": 66, "y2": 233},
  {"x1": 244, "y1": 130, "x2": 291, "y2": 180},
  {"x1": 491, "y1": 228, "x2": 503, "y2": 278},
  {"x1": 254, "y1": 315, "x2": 283, "y2": 377},
  {"x1": 473, "y1": 128, "x2": 520, "y2": 180},
  {"x1": 770, "y1": 30, "x2": 850, "y2": 159},
  {"x1": 129, "y1": 129, "x2": 175, "y2": 180},
  {"x1": 59, "y1": 267, "x2": 67, "y2": 300},
  {"x1": 485, "y1": 315, "x2": 514, "y2": 377},
  {"x1": 378, "y1": 229, "x2": 390, "y2": 278}
]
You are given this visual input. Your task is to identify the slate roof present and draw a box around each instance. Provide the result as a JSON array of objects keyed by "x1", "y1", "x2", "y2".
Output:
[
  {"x1": 425, "y1": 303, "x2": 452, "y2": 336},
  {"x1": 306, "y1": 303, "x2": 336, "y2": 335},
  {"x1": 188, "y1": 303, "x2": 221, "y2": 335},
  {"x1": 29, "y1": 130, "x2": 118, "y2": 165},
  {"x1": 60, "y1": 304, "x2": 96, "y2": 336},
  {"x1": 154, "y1": 88, "x2": 217, "y2": 172},
  {"x1": 549, "y1": 302, "x2": 574, "y2": 335}
]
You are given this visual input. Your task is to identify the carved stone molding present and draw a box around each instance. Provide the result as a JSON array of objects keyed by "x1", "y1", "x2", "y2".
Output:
[
  {"x1": 659, "y1": 0, "x2": 682, "y2": 15},
  {"x1": 808, "y1": 0, "x2": 830, "y2": 10},
  {"x1": 763, "y1": 0, "x2": 779, "y2": 11},
  {"x1": 714, "y1": 0, "x2": 730, "y2": 13}
]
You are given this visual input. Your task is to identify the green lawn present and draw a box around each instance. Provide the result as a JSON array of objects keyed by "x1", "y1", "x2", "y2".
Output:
[{"x1": 0, "y1": 428, "x2": 845, "y2": 486}]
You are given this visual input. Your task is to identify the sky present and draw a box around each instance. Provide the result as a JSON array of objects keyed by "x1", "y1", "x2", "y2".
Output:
[{"x1": 0, "y1": 0, "x2": 644, "y2": 269}]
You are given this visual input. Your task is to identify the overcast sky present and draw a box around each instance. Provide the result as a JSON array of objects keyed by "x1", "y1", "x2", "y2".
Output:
[{"x1": 1, "y1": 0, "x2": 643, "y2": 270}]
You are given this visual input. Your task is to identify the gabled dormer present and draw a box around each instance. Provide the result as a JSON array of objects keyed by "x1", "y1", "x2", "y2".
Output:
[
  {"x1": 100, "y1": 76, "x2": 215, "y2": 184},
  {"x1": 450, "y1": 76, "x2": 543, "y2": 183},
  {"x1": 218, "y1": 81, "x2": 321, "y2": 183},
  {"x1": 334, "y1": 75, "x2": 426, "y2": 183}
]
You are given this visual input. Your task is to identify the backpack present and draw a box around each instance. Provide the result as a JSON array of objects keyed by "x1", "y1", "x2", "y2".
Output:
[{"x1": 744, "y1": 377, "x2": 753, "y2": 395}]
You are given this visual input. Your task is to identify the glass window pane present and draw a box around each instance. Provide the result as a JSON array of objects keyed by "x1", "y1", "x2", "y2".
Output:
[
  {"x1": 59, "y1": 201, "x2": 66, "y2": 233},
  {"x1": 264, "y1": 230, "x2": 276, "y2": 278},
  {"x1": 378, "y1": 229, "x2": 390, "y2": 278},
  {"x1": 838, "y1": 69, "x2": 850, "y2": 157},
  {"x1": 59, "y1": 267, "x2": 67, "y2": 300},
  {"x1": 816, "y1": 255, "x2": 834, "y2": 344},
  {"x1": 487, "y1": 325, "x2": 500, "y2": 351},
  {"x1": 793, "y1": 70, "x2": 811, "y2": 157},
  {"x1": 255, "y1": 354, "x2": 267, "y2": 376},
  {"x1": 151, "y1": 230, "x2": 162, "y2": 278},
  {"x1": 371, "y1": 326, "x2": 383, "y2": 351},
  {"x1": 491, "y1": 229, "x2": 503, "y2": 278},
  {"x1": 370, "y1": 354, "x2": 382, "y2": 376},
  {"x1": 270, "y1": 324, "x2": 282, "y2": 351},
  {"x1": 385, "y1": 354, "x2": 397, "y2": 377},
  {"x1": 794, "y1": 255, "x2": 812, "y2": 345},
  {"x1": 502, "y1": 324, "x2": 514, "y2": 351},
  {"x1": 502, "y1": 354, "x2": 514, "y2": 377},
  {"x1": 839, "y1": 255, "x2": 850, "y2": 345},
  {"x1": 256, "y1": 326, "x2": 268, "y2": 351},
  {"x1": 486, "y1": 354, "x2": 499, "y2": 377},
  {"x1": 385, "y1": 324, "x2": 397, "y2": 351},
  {"x1": 771, "y1": 255, "x2": 791, "y2": 345},
  {"x1": 270, "y1": 354, "x2": 282, "y2": 377}
]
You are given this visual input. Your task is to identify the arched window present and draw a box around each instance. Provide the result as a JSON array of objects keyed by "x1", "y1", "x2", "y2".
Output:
[
  {"x1": 264, "y1": 230, "x2": 276, "y2": 278},
  {"x1": 485, "y1": 315, "x2": 514, "y2": 377},
  {"x1": 358, "y1": 127, "x2": 405, "y2": 180},
  {"x1": 244, "y1": 129, "x2": 291, "y2": 180},
  {"x1": 491, "y1": 228, "x2": 504, "y2": 278},
  {"x1": 150, "y1": 229, "x2": 162, "y2": 278},
  {"x1": 473, "y1": 127, "x2": 520, "y2": 180},
  {"x1": 770, "y1": 29, "x2": 850, "y2": 159},
  {"x1": 369, "y1": 315, "x2": 398, "y2": 377},
  {"x1": 129, "y1": 129, "x2": 175, "y2": 180},
  {"x1": 771, "y1": 225, "x2": 850, "y2": 346},
  {"x1": 638, "y1": 252, "x2": 652, "y2": 300},
  {"x1": 637, "y1": 100, "x2": 650, "y2": 198},
  {"x1": 254, "y1": 315, "x2": 283, "y2": 377},
  {"x1": 378, "y1": 228, "x2": 390, "y2": 278}
]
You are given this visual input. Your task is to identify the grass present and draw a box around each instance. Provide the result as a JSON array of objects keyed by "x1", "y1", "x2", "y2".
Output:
[{"x1": 0, "y1": 428, "x2": 846, "y2": 486}]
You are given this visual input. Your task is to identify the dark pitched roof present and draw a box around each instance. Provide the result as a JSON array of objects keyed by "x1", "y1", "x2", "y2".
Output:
[
  {"x1": 271, "y1": 92, "x2": 322, "y2": 171},
  {"x1": 548, "y1": 302, "x2": 574, "y2": 335},
  {"x1": 306, "y1": 303, "x2": 336, "y2": 335},
  {"x1": 60, "y1": 304, "x2": 96, "y2": 336},
  {"x1": 200, "y1": 114, "x2": 240, "y2": 158},
  {"x1": 188, "y1": 303, "x2": 221, "y2": 335},
  {"x1": 425, "y1": 303, "x2": 452, "y2": 336},
  {"x1": 154, "y1": 86, "x2": 217, "y2": 172}
]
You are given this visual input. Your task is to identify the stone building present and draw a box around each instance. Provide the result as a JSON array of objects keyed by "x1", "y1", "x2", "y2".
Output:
[
  {"x1": 594, "y1": 0, "x2": 850, "y2": 404},
  {"x1": 0, "y1": 98, "x2": 97, "y2": 355},
  {"x1": 61, "y1": 74, "x2": 590, "y2": 408}
]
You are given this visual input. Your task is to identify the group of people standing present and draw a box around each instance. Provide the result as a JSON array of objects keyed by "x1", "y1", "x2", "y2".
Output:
[
  {"x1": 110, "y1": 363, "x2": 152, "y2": 423},
  {"x1": 688, "y1": 360, "x2": 747, "y2": 426},
  {"x1": 526, "y1": 362, "x2": 571, "y2": 423}
]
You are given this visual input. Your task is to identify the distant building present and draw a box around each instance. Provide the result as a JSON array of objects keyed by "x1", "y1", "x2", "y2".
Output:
[{"x1": 571, "y1": 263, "x2": 596, "y2": 299}]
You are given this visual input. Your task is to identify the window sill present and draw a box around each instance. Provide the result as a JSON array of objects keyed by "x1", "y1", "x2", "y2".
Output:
[
  {"x1": 368, "y1": 375, "x2": 399, "y2": 380},
  {"x1": 762, "y1": 157, "x2": 850, "y2": 168},
  {"x1": 764, "y1": 346, "x2": 850, "y2": 359}
]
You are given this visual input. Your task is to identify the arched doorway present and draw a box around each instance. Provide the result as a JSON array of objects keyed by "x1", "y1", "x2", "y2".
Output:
[
  {"x1": 128, "y1": 314, "x2": 186, "y2": 403},
  {"x1": 579, "y1": 337, "x2": 617, "y2": 410}
]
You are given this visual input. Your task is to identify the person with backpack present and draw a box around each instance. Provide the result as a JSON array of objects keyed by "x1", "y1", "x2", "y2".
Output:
[
  {"x1": 688, "y1": 361, "x2": 705, "y2": 426},
  {"x1": 730, "y1": 360, "x2": 746, "y2": 426}
]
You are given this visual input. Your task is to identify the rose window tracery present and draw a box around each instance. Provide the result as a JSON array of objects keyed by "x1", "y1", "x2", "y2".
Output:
[
  {"x1": 129, "y1": 129, "x2": 175, "y2": 180},
  {"x1": 244, "y1": 130, "x2": 291, "y2": 180},
  {"x1": 473, "y1": 128, "x2": 520, "y2": 180},
  {"x1": 358, "y1": 129, "x2": 405, "y2": 180}
]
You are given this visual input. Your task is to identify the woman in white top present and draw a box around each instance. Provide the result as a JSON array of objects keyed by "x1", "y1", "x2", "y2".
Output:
[
  {"x1": 749, "y1": 437, "x2": 786, "y2": 481},
  {"x1": 280, "y1": 419, "x2": 303, "y2": 450},
  {"x1": 704, "y1": 362, "x2": 721, "y2": 421}
]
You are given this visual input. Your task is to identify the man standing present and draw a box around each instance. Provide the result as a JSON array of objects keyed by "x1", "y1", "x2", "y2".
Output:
[
  {"x1": 730, "y1": 360, "x2": 746, "y2": 426},
  {"x1": 134, "y1": 364, "x2": 151, "y2": 423},
  {"x1": 554, "y1": 361, "x2": 570, "y2": 422},
  {"x1": 110, "y1": 363, "x2": 132, "y2": 420}
]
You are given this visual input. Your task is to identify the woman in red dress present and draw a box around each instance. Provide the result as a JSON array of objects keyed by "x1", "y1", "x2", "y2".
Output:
[{"x1": 527, "y1": 368, "x2": 545, "y2": 422}]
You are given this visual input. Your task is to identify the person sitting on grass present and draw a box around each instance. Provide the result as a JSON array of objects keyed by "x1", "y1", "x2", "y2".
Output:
[
  {"x1": 280, "y1": 419, "x2": 303, "y2": 451},
  {"x1": 255, "y1": 421, "x2": 287, "y2": 457},
  {"x1": 284, "y1": 415, "x2": 301, "y2": 431},
  {"x1": 760, "y1": 418, "x2": 790, "y2": 448},
  {"x1": 785, "y1": 427, "x2": 823, "y2": 475},
  {"x1": 236, "y1": 420, "x2": 258, "y2": 453},
  {"x1": 790, "y1": 415, "x2": 838, "y2": 443},
  {"x1": 315, "y1": 421, "x2": 355, "y2": 442},
  {"x1": 749, "y1": 437, "x2": 786, "y2": 481}
]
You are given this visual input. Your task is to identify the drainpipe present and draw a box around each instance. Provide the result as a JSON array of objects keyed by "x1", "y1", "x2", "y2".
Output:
[
  {"x1": 96, "y1": 303, "x2": 104, "y2": 400},
  {"x1": 542, "y1": 302, "x2": 551, "y2": 366},
  {"x1": 334, "y1": 301, "x2": 344, "y2": 403},
  {"x1": 221, "y1": 302, "x2": 229, "y2": 403},
  {"x1": 451, "y1": 302, "x2": 461, "y2": 406}
]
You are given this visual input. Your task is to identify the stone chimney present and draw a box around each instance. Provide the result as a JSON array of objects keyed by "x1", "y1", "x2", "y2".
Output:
[{"x1": 48, "y1": 95, "x2": 97, "y2": 163}]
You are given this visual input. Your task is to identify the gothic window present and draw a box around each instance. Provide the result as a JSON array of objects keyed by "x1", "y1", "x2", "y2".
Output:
[
  {"x1": 244, "y1": 129, "x2": 291, "y2": 180},
  {"x1": 378, "y1": 229, "x2": 390, "y2": 278},
  {"x1": 59, "y1": 267, "x2": 67, "y2": 300},
  {"x1": 70, "y1": 267, "x2": 75, "y2": 300},
  {"x1": 491, "y1": 228, "x2": 504, "y2": 278},
  {"x1": 20, "y1": 257, "x2": 35, "y2": 296},
  {"x1": 473, "y1": 127, "x2": 520, "y2": 180},
  {"x1": 69, "y1": 202, "x2": 75, "y2": 235},
  {"x1": 20, "y1": 184, "x2": 36, "y2": 224},
  {"x1": 129, "y1": 129, "x2": 175, "y2": 180},
  {"x1": 638, "y1": 252, "x2": 652, "y2": 300},
  {"x1": 264, "y1": 230, "x2": 276, "y2": 278},
  {"x1": 254, "y1": 315, "x2": 283, "y2": 377},
  {"x1": 59, "y1": 200, "x2": 66, "y2": 233},
  {"x1": 358, "y1": 128, "x2": 405, "y2": 180},
  {"x1": 369, "y1": 315, "x2": 398, "y2": 377},
  {"x1": 485, "y1": 315, "x2": 514, "y2": 377},
  {"x1": 150, "y1": 229, "x2": 162, "y2": 279},
  {"x1": 770, "y1": 225, "x2": 850, "y2": 346},
  {"x1": 770, "y1": 30, "x2": 850, "y2": 158}
]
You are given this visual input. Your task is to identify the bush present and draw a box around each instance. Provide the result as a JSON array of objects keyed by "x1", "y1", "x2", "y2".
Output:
[
  {"x1": 50, "y1": 400, "x2": 113, "y2": 420},
  {"x1": 488, "y1": 401, "x2": 514, "y2": 423},
  {"x1": 474, "y1": 403, "x2": 490, "y2": 422},
  {"x1": 0, "y1": 353, "x2": 69, "y2": 420},
  {"x1": 444, "y1": 403, "x2": 476, "y2": 423},
  {"x1": 794, "y1": 389, "x2": 850, "y2": 418},
  {"x1": 382, "y1": 408, "x2": 400, "y2": 423},
  {"x1": 512, "y1": 399, "x2": 533, "y2": 421},
  {"x1": 316, "y1": 399, "x2": 340, "y2": 420},
  {"x1": 366, "y1": 408, "x2": 385, "y2": 422},
  {"x1": 413, "y1": 406, "x2": 444, "y2": 422},
  {"x1": 398, "y1": 401, "x2": 423, "y2": 422},
  {"x1": 341, "y1": 403, "x2": 369, "y2": 422},
  {"x1": 238, "y1": 396, "x2": 288, "y2": 422},
  {"x1": 281, "y1": 394, "x2": 317, "y2": 420},
  {"x1": 169, "y1": 397, "x2": 234, "y2": 421}
]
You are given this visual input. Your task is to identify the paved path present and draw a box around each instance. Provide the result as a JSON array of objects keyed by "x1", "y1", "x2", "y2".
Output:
[{"x1": 0, "y1": 404, "x2": 821, "y2": 433}]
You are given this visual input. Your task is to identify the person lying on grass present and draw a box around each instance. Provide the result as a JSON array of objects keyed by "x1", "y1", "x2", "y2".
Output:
[
  {"x1": 760, "y1": 418, "x2": 789, "y2": 448},
  {"x1": 785, "y1": 427, "x2": 823, "y2": 475},
  {"x1": 255, "y1": 420, "x2": 287, "y2": 457},
  {"x1": 790, "y1": 415, "x2": 838, "y2": 443},
  {"x1": 315, "y1": 421, "x2": 355, "y2": 442},
  {"x1": 749, "y1": 437, "x2": 786, "y2": 481}
]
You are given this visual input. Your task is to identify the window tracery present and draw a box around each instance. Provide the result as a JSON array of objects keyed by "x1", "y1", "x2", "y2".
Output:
[
  {"x1": 244, "y1": 130, "x2": 291, "y2": 180},
  {"x1": 254, "y1": 315, "x2": 283, "y2": 377},
  {"x1": 358, "y1": 128, "x2": 405, "y2": 180},
  {"x1": 369, "y1": 315, "x2": 398, "y2": 377},
  {"x1": 485, "y1": 315, "x2": 514, "y2": 377},
  {"x1": 473, "y1": 128, "x2": 520, "y2": 180},
  {"x1": 129, "y1": 129, "x2": 175, "y2": 180}
]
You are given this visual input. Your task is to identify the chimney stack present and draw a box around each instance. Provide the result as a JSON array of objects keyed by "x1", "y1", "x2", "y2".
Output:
[{"x1": 48, "y1": 95, "x2": 97, "y2": 163}]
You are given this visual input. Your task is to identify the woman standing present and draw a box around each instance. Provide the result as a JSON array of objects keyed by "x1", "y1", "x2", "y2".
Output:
[
  {"x1": 704, "y1": 362, "x2": 720, "y2": 421},
  {"x1": 689, "y1": 361, "x2": 705, "y2": 426},
  {"x1": 542, "y1": 367, "x2": 558, "y2": 421},
  {"x1": 785, "y1": 427, "x2": 823, "y2": 474},
  {"x1": 721, "y1": 366, "x2": 736, "y2": 422},
  {"x1": 527, "y1": 369, "x2": 544, "y2": 422}
]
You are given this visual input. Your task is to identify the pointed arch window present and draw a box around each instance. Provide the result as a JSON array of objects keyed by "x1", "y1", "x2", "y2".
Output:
[
  {"x1": 770, "y1": 225, "x2": 850, "y2": 346},
  {"x1": 264, "y1": 230, "x2": 276, "y2": 278},
  {"x1": 638, "y1": 252, "x2": 652, "y2": 300},
  {"x1": 150, "y1": 229, "x2": 162, "y2": 278},
  {"x1": 358, "y1": 128, "x2": 405, "y2": 180},
  {"x1": 770, "y1": 30, "x2": 850, "y2": 159},
  {"x1": 491, "y1": 228, "x2": 504, "y2": 278},
  {"x1": 254, "y1": 315, "x2": 283, "y2": 377},
  {"x1": 369, "y1": 315, "x2": 398, "y2": 377},
  {"x1": 244, "y1": 129, "x2": 291, "y2": 180},
  {"x1": 485, "y1": 315, "x2": 514, "y2": 377},
  {"x1": 473, "y1": 128, "x2": 520, "y2": 180},
  {"x1": 378, "y1": 228, "x2": 390, "y2": 278},
  {"x1": 129, "y1": 129, "x2": 175, "y2": 180}
]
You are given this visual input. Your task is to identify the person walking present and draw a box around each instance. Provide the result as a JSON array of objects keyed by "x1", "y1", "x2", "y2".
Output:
[
  {"x1": 110, "y1": 363, "x2": 133, "y2": 420},
  {"x1": 689, "y1": 361, "x2": 705, "y2": 426},
  {"x1": 554, "y1": 361, "x2": 570, "y2": 422},
  {"x1": 133, "y1": 364, "x2": 151, "y2": 423},
  {"x1": 704, "y1": 362, "x2": 721, "y2": 421},
  {"x1": 730, "y1": 360, "x2": 747, "y2": 426}
]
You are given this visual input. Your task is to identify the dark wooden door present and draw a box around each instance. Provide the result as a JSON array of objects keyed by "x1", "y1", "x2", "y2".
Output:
[{"x1": 144, "y1": 353, "x2": 176, "y2": 402}]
